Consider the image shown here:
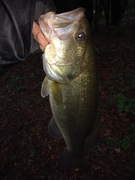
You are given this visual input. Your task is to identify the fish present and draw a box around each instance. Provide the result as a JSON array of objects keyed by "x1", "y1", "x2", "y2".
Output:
[{"x1": 38, "y1": 7, "x2": 100, "y2": 170}]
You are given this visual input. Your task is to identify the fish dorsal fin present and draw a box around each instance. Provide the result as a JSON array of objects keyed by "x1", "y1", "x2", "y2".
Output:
[{"x1": 41, "y1": 76, "x2": 49, "y2": 98}]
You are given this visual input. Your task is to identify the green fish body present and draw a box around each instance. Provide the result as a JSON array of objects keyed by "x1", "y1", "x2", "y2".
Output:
[{"x1": 39, "y1": 7, "x2": 99, "y2": 169}]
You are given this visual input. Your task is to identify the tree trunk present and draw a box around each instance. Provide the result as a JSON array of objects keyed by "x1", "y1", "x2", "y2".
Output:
[
  {"x1": 103, "y1": 0, "x2": 110, "y2": 26},
  {"x1": 111, "y1": 0, "x2": 121, "y2": 25},
  {"x1": 122, "y1": 0, "x2": 129, "y2": 16}
]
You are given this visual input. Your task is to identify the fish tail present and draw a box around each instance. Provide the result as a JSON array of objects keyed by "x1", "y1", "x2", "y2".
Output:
[{"x1": 58, "y1": 149, "x2": 87, "y2": 170}]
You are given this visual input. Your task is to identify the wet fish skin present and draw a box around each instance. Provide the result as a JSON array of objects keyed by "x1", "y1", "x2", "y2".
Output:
[{"x1": 39, "y1": 7, "x2": 99, "y2": 170}]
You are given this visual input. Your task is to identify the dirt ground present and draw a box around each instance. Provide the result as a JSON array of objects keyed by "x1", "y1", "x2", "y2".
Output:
[{"x1": 0, "y1": 21, "x2": 135, "y2": 179}]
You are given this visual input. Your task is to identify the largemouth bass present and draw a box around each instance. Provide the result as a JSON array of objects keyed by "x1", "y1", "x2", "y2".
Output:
[{"x1": 39, "y1": 7, "x2": 99, "y2": 170}]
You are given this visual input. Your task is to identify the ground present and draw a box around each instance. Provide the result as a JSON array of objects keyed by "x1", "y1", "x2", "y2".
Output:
[{"x1": 0, "y1": 21, "x2": 135, "y2": 179}]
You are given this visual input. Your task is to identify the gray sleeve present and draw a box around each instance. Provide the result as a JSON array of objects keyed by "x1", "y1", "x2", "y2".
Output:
[
  {"x1": 43, "y1": 0, "x2": 57, "y2": 14},
  {"x1": 35, "y1": 0, "x2": 56, "y2": 21}
]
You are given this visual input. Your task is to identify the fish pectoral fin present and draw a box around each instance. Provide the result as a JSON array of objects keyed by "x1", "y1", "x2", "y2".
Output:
[
  {"x1": 41, "y1": 77, "x2": 49, "y2": 98},
  {"x1": 48, "y1": 117, "x2": 63, "y2": 140},
  {"x1": 58, "y1": 149, "x2": 88, "y2": 170}
]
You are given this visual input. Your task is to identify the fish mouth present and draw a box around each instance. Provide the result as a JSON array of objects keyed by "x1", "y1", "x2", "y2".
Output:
[
  {"x1": 38, "y1": 7, "x2": 86, "y2": 43},
  {"x1": 52, "y1": 7, "x2": 85, "y2": 28}
]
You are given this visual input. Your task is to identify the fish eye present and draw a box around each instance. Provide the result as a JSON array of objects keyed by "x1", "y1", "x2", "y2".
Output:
[{"x1": 76, "y1": 32, "x2": 85, "y2": 41}]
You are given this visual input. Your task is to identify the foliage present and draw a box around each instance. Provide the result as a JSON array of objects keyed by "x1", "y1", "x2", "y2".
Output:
[
  {"x1": 113, "y1": 93, "x2": 135, "y2": 115},
  {"x1": 106, "y1": 123, "x2": 135, "y2": 151},
  {"x1": 126, "y1": 0, "x2": 135, "y2": 16}
]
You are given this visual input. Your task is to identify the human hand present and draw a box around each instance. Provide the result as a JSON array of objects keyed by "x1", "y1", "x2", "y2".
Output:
[
  {"x1": 32, "y1": 21, "x2": 48, "y2": 52},
  {"x1": 32, "y1": 12, "x2": 56, "y2": 52}
]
